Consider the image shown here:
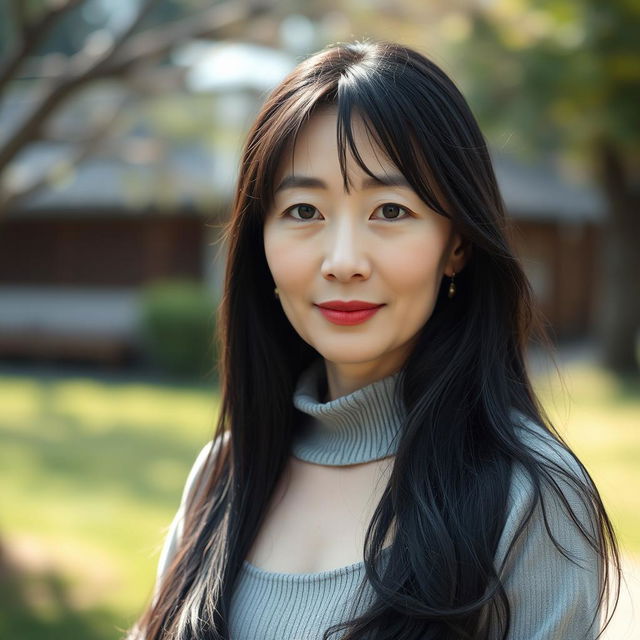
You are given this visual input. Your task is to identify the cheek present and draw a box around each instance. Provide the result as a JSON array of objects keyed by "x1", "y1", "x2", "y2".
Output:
[
  {"x1": 263, "y1": 227, "x2": 312, "y2": 292},
  {"x1": 386, "y1": 248, "x2": 443, "y2": 335},
  {"x1": 382, "y1": 232, "x2": 446, "y2": 294}
]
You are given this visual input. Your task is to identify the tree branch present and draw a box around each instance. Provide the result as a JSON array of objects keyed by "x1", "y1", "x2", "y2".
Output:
[
  {"x1": 0, "y1": 0, "x2": 84, "y2": 96},
  {"x1": 8, "y1": 0, "x2": 162, "y2": 88},
  {"x1": 0, "y1": 1, "x2": 261, "y2": 177},
  {"x1": 0, "y1": 79, "x2": 81, "y2": 175},
  {"x1": 100, "y1": 1, "x2": 264, "y2": 78},
  {"x1": 0, "y1": 98, "x2": 128, "y2": 216},
  {"x1": 110, "y1": 0, "x2": 163, "y2": 48}
]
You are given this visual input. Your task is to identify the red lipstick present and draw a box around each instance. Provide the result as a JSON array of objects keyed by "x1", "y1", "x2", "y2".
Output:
[{"x1": 314, "y1": 300, "x2": 385, "y2": 326}]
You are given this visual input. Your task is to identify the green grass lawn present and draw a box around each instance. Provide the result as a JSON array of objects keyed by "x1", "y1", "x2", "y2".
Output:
[
  {"x1": 0, "y1": 360, "x2": 637, "y2": 639},
  {"x1": 533, "y1": 361, "x2": 640, "y2": 556},
  {"x1": 0, "y1": 373, "x2": 219, "y2": 640}
]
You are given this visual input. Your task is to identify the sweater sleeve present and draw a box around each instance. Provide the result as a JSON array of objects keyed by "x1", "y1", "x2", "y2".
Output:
[
  {"x1": 490, "y1": 422, "x2": 604, "y2": 639},
  {"x1": 153, "y1": 432, "x2": 229, "y2": 598}
]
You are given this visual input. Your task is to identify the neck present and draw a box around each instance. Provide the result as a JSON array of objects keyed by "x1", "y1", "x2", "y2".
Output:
[
  {"x1": 290, "y1": 358, "x2": 406, "y2": 466},
  {"x1": 322, "y1": 350, "x2": 412, "y2": 400}
]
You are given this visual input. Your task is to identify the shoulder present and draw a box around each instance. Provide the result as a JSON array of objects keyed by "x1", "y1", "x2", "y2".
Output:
[
  {"x1": 484, "y1": 414, "x2": 603, "y2": 640},
  {"x1": 490, "y1": 410, "x2": 603, "y2": 637},
  {"x1": 509, "y1": 408, "x2": 584, "y2": 473},
  {"x1": 180, "y1": 430, "x2": 230, "y2": 510},
  {"x1": 505, "y1": 408, "x2": 595, "y2": 527},
  {"x1": 154, "y1": 431, "x2": 230, "y2": 592},
  {"x1": 178, "y1": 430, "x2": 231, "y2": 517}
]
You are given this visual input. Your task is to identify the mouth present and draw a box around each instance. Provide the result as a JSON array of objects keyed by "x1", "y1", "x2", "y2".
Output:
[
  {"x1": 313, "y1": 302, "x2": 385, "y2": 326},
  {"x1": 315, "y1": 300, "x2": 384, "y2": 312}
]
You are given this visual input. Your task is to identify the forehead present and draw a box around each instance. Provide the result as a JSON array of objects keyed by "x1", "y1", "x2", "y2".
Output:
[{"x1": 274, "y1": 105, "x2": 399, "y2": 185}]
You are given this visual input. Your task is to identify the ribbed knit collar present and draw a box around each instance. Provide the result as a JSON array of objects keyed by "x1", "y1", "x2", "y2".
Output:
[{"x1": 291, "y1": 358, "x2": 406, "y2": 466}]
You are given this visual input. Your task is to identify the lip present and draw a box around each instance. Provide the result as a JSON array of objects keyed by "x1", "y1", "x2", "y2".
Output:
[
  {"x1": 315, "y1": 300, "x2": 383, "y2": 311},
  {"x1": 314, "y1": 301, "x2": 385, "y2": 326}
]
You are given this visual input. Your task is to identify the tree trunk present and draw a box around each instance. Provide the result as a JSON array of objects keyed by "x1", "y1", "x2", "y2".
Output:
[{"x1": 594, "y1": 139, "x2": 640, "y2": 374}]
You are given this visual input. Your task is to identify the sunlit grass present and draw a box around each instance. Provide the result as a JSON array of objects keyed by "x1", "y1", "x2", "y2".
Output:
[
  {"x1": 0, "y1": 373, "x2": 220, "y2": 638},
  {"x1": 0, "y1": 359, "x2": 637, "y2": 639},
  {"x1": 533, "y1": 362, "x2": 640, "y2": 555}
]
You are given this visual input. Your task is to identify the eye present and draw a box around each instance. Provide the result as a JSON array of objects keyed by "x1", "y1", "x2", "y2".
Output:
[
  {"x1": 373, "y1": 203, "x2": 411, "y2": 221},
  {"x1": 281, "y1": 202, "x2": 412, "y2": 222},
  {"x1": 283, "y1": 203, "x2": 320, "y2": 221}
]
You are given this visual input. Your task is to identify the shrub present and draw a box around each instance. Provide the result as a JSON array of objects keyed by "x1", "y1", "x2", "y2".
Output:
[{"x1": 139, "y1": 279, "x2": 217, "y2": 380}]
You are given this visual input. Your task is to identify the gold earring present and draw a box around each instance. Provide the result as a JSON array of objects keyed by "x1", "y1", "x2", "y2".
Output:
[
  {"x1": 274, "y1": 287, "x2": 279, "y2": 298},
  {"x1": 447, "y1": 272, "x2": 456, "y2": 299}
]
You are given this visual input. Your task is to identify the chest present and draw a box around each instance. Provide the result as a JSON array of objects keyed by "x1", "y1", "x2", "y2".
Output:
[{"x1": 245, "y1": 455, "x2": 396, "y2": 574}]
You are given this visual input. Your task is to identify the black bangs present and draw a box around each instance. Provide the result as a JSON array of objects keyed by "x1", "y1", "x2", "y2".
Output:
[
  {"x1": 263, "y1": 51, "x2": 456, "y2": 221},
  {"x1": 334, "y1": 67, "x2": 453, "y2": 220}
]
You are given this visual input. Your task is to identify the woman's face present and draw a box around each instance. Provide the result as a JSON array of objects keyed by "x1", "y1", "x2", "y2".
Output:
[{"x1": 263, "y1": 106, "x2": 468, "y2": 389}]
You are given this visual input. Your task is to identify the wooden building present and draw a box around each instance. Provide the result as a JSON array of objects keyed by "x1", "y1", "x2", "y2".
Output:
[{"x1": 0, "y1": 144, "x2": 605, "y2": 364}]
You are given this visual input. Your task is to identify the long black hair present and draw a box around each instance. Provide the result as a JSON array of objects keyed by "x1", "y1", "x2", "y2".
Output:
[{"x1": 129, "y1": 40, "x2": 620, "y2": 639}]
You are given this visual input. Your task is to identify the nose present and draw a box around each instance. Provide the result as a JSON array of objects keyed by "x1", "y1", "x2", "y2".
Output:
[{"x1": 320, "y1": 217, "x2": 372, "y2": 282}]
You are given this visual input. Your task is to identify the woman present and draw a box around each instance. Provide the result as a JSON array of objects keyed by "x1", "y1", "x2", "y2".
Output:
[{"x1": 127, "y1": 41, "x2": 620, "y2": 639}]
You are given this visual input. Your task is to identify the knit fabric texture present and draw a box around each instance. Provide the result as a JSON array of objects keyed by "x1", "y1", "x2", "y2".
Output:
[
  {"x1": 291, "y1": 356, "x2": 405, "y2": 465},
  {"x1": 154, "y1": 358, "x2": 603, "y2": 639}
]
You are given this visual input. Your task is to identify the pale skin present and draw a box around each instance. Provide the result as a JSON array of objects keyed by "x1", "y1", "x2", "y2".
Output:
[{"x1": 248, "y1": 106, "x2": 469, "y2": 574}]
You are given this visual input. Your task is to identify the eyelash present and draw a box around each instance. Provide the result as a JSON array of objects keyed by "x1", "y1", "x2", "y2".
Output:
[{"x1": 282, "y1": 202, "x2": 412, "y2": 222}]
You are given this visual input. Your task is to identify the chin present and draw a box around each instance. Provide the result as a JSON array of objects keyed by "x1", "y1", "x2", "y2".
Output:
[{"x1": 313, "y1": 345, "x2": 392, "y2": 366}]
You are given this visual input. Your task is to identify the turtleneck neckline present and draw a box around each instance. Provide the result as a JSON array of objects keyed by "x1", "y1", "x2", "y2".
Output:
[{"x1": 291, "y1": 358, "x2": 406, "y2": 466}]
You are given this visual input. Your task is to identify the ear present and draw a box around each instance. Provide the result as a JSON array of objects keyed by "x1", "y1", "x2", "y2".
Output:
[{"x1": 444, "y1": 231, "x2": 471, "y2": 277}]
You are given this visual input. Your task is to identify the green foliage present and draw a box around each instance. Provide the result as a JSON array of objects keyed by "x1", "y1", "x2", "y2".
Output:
[
  {"x1": 457, "y1": 0, "x2": 640, "y2": 157},
  {"x1": 139, "y1": 279, "x2": 218, "y2": 381}
]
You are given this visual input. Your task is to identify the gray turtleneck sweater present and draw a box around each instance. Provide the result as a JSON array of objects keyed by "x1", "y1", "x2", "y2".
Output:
[{"x1": 154, "y1": 358, "x2": 603, "y2": 639}]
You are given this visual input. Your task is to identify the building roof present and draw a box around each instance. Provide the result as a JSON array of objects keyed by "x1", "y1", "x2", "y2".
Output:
[
  {"x1": 8, "y1": 141, "x2": 236, "y2": 216},
  {"x1": 491, "y1": 152, "x2": 604, "y2": 222}
]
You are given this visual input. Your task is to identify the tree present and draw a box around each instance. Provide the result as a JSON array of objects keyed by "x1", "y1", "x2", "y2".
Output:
[
  {"x1": 0, "y1": 0, "x2": 268, "y2": 214},
  {"x1": 456, "y1": 0, "x2": 640, "y2": 374}
]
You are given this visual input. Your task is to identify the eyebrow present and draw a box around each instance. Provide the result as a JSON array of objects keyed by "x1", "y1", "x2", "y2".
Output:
[{"x1": 274, "y1": 173, "x2": 412, "y2": 193}]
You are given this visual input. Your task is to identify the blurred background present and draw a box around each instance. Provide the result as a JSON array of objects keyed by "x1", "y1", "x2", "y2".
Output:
[{"x1": 0, "y1": 0, "x2": 638, "y2": 638}]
